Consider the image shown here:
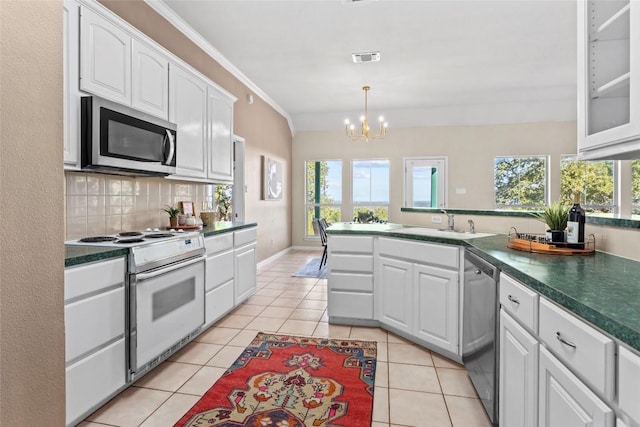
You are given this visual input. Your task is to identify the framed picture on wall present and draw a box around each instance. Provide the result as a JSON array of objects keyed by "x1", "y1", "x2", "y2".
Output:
[{"x1": 263, "y1": 156, "x2": 283, "y2": 200}]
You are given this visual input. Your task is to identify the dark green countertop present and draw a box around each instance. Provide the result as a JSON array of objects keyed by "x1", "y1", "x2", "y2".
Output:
[
  {"x1": 64, "y1": 246, "x2": 128, "y2": 268},
  {"x1": 326, "y1": 222, "x2": 640, "y2": 352},
  {"x1": 401, "y1": 207, "x2": 640, "y2": 229},
  {"x1": 64, "y1": 222, "x2": 257, "y2": 267}
]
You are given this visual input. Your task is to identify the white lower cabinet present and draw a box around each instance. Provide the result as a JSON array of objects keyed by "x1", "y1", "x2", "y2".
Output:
[
  {"x1": 204, "y1": 233, "x2": 235, "y2": 327},
  {"x1": 234, "y1": 227, "x2": 257, "y2": 305},
  {"x1": 376, "y1": 237, "x2": 460, "y2": 355},
  {"x1": 327, "y1": 235, "x2": 374, "y2": 321},
  {"x1": 618, "y1": 346, "x2": 640, "y2": 425},
  {"x1": 414, "y1": 263, "x2": 458, "y2": 353},
  {"x1": 499, "y1": 310, "x2": 539, "y2": 427},
  {"x1": 64, "y1": 257, "x2": 126, "y2": 427},
  {"x1": 378, "y1": 256, "x2": 413, "y2": 333},
  {"x1": 539, "y1": 346, "x2": 614, "y2": 427}
]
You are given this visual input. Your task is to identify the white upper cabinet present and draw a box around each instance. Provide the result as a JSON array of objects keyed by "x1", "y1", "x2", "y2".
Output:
[
  {"x1": 207, "y1": 85, "x2": 235, "y2": 183},
  {"x1": 80, "y1": 6, "x2": 131, "y2": 105},
  {"x1": 169, "y1": 64, "x2": 208, "y2": 179},
  {"x1": 131, "y1": 40, "x2": 169, "y2": 120},
  {"x1": 63, "y1": 0, "x2": 81, "y2": 168},
  {"x1": 577, "y1": 0, "x2": 640, "y2": 159}
]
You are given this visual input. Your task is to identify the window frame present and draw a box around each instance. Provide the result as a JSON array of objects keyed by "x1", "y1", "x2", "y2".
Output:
[
  {"x1": 560, "y1": 155, "x2": 618, "y2": 214},
  {"x1": 304, "y1": 159, "x2": 343, "y2": 239},
  {"x1": 351, "y1": 158, "x2": 390, "y2": 221},
  {"x1": 494, "y1": 155, "x2": 549, "y2": 209}
]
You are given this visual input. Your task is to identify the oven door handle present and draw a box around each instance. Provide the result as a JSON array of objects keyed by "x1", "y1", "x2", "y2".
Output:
[{"x1": 134, "y1": 255, "x2": 205, "y2": 281}]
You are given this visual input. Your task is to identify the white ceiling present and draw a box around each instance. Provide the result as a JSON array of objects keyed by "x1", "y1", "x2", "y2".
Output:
[{"x1": 156, "y1": 0, "x2": 577, "y2": 133}]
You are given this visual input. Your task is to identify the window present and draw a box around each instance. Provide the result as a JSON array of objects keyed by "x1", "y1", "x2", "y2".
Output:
[
  {"x1": 560, "y1": 156, "x2": 615, "y2": 213},
  {"x1": 404, "y1": 157, "x2": 447, "y2": 209},
  {"x1": 305, "y1": 160, "x2": 342, "y2": 237},
  {"x1": 632, "y1": 160, "x2": 640, "y2": 216},
  {"x1": 494, "y1": 156, "x2": 547, "y2": 208},
  {"x1": 352, "y1": 159, "x2": 389, "y2": 221}
]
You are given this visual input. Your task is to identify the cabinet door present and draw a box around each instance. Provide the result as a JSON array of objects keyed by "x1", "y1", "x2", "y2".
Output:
[
  {"x1": 207, "y1": 86, "x2": 234, "y2": 183},
  {"x1": 413, "y1": 263, "x2": 458, "y2": 354},
  {"x1": 538, "y1": 347, "x2": 614, "y2": 427},
  {"x1": 80, "y1": 6, "x2": 131, "y2": 104},
  {"x1": 577, "y1": 0, "x2": 640, "y2": 159},
  {"x1": 377, "y1": 256, "x2": 413, "y2": 334},
  {"x1": 169, "y1": 65, "x2": 208, "y2": 179},
  {"x1": 499, "y1": 310, "x2": 539, "y2": 427},
  {"x1": 131, "y1": 39, "x2": 168, "y2": 119},
  {"x1": 63, "y1": 0, "x2": 80, "y2": 168},
  {"x1": 234, "y1": 243, "x2": 257, "y2": 305}
]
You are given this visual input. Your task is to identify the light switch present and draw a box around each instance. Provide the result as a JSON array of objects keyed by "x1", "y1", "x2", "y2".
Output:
[{"x1": 456, "y1": 188, "x2": 467, "y2": 194}]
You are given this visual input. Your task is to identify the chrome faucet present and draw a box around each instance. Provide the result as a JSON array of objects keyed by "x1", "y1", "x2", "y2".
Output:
[
  {"x1": 468, "y1": 219, "x2": 475, "y2": 234},
  {"x1": 441, "y1": 210, "x2": 455, "y2": 231}
]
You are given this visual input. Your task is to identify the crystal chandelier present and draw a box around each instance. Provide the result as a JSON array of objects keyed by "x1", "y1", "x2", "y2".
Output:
[{"x1": 344, "y1": 85, "x2": 388, "y2": 141}]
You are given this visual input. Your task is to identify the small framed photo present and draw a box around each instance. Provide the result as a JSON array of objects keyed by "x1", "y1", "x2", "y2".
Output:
[
  {"x1": 179, "y1": 201, "x2": 195, "y2": 216},
  {"x1": 263, "y1": 156, "x2": 283, "y2": 201}
]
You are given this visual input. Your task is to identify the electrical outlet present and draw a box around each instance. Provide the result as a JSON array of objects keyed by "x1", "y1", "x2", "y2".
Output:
[{"x1": 431, "y1": 215, "x2": 442, "y2": 224}]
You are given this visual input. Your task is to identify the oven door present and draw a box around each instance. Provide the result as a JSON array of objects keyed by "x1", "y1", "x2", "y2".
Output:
[{"x1": 130, "y1": 256, "x2": 204, "y2": 374}]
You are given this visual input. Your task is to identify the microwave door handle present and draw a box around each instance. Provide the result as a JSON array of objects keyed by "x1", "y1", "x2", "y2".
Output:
[{"x1": 164, "y1": 130, "x2": 175, "y2": 166}]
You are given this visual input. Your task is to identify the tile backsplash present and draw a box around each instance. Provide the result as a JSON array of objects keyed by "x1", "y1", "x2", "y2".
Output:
[{"x1": 64, "y1": 172, "x2": 215, "y2": 240}]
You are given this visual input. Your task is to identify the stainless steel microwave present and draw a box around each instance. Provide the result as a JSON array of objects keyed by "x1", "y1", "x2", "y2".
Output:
[{"x1": 81, "y1": 96, "x2": 177, "y2": 176}]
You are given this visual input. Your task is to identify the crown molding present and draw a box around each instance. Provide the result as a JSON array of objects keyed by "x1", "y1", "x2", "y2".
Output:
[{"x1": 145, "y1": 0, "x2": 295, "y2": 135}]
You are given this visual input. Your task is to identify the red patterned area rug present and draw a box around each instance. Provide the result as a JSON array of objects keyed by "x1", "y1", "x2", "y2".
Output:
[{"x1": 175, "y1": 333, "x2": 377, "y2": 427}]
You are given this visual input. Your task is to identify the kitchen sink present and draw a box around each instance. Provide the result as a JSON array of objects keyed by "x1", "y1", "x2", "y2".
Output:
[{"x1": 390, "y1": 227, "x2": 495, "y2": 239}]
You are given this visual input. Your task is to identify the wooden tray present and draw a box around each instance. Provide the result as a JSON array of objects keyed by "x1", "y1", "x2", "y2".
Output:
[
  {"x1": 166, "y1": 225, "x2": 201, "y2": 230},
  {"x1": 507, "y1": 228, "x2": 595, "y2": 255}
]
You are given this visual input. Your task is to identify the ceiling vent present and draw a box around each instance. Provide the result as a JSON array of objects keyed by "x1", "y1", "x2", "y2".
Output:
[{"x1": 352, "y1": 51, "x2": 380, "y2": 63}]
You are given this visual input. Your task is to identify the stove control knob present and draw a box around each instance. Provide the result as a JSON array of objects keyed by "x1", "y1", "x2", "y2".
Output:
[
  {"x1": 153, "y1": 228, "x2": 160, "y2": 232},
  {"x1": 144, "y1": 228, "x2": 152, "y2": 232}
]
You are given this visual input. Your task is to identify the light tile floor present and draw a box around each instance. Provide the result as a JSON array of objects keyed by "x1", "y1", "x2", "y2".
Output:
[{"x1": 80, "y1": 250, "x2": 491, "y2": 427}]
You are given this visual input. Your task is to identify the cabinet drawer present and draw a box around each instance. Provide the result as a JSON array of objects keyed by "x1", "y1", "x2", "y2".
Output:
[
  {"x1": 65, "y1": 257, "x2": 125, "y2": 301},
  {"x1": 65, "y1": 286, "x2": 125, "y2": 362},
  {"x1": 499, "y1": 273, "x2": 539, "y2": 333},
  {"x1": 619, "y1": 346, "x2": 640, "y2": 424},
  {"x1": 379, "y1": 237, "x2": 458, "y2": 269},
  {"x1": 205, "y1": 232, "x2": 233, "y2": 255},
  {"x1": 329, "y1": 253, "x2": 373, "y2": 273},
  {"x1": 66, "y1": 338, "x2": 126, "y2": 426},
  {"x1": 205, "y1": 279, "x2": 234, "y2": 326},
  {"x1": 234, "y1": 227, "x2": 257, "y2": 247},
  {"x1": 327, "y1": 291, "x2": 373, "y2": 320},
  {"x1": 328, "y1": 272, "x2": 373, "y2": 292},
  {"x1": 538, "y1": 298, "x2": 615, "y2": 400},
  {"x1": 328, "y1": 235, "x2": 373, "y2": 253},
  {"x1": 205, "y1": 250, "x2": 234, "y2": 291}
]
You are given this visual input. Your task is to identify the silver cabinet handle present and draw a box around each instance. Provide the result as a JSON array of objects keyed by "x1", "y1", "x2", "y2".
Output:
[
  {"x1": 555, "y1": 332, "x2": 577, "y2": 349},
  {"x1": 507, "y1": 295, "x2": 520, "y2": 305},
  {"x1": 474, "y1": 269, "x2": 482, "y2": 275}
]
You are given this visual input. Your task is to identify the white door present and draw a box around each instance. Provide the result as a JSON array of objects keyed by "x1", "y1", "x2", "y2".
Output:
[
  {"x1": 413, "y1": 263, "x2": 458, "y2": 353},
  {"x1": 538, "y1": 347, "x2": 614, "y2": 427},
  {"x1": 499, "y1": 310, "x2": 539, "y2": 427},
  {"x1": 404, "y1": 157, "x2": 447, "y2": 209},
  {"x1": 207, "y1": 86, "x2": 234, "y2": 183},
  {"x1": 378, "y1": 257, "x2": 413, "y2": 334},
  {"x1": 169, "y1": 65, "x2": 208, "y2": 179},
  {"x1": 232, "y1": 136, "x2": 246, "y2": 221},
  {"x1": 80, "y1": 6, "x2": 131, "y2": 104},
  {"x1": 131, "y1": 40, "x2": 168, "y2": 120},
  {"x1": 234, "y1": 243, "x2": 257, "y2": 305}
]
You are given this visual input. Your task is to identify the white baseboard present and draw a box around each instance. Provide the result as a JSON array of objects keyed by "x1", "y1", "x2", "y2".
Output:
[
  {"x1": 257, "y1": 247, "x2": 292, "y2": 269},
  {"x1": 257, "y1": 246, "x2": 323, "y2": 269}
]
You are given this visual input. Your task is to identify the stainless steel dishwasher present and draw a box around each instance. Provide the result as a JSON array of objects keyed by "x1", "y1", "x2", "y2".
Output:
[{"x1": 463, "y1": 250, "x2": 500, "y2": 426}]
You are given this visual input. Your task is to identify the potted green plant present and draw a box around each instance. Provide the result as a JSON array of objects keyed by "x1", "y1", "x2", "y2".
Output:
[
  {"x1": 162, "y1": 205, "x2": 180, "y2": 228},
  {"x1": 532, "y1": 201, "x2": 571, "y2": 243}
]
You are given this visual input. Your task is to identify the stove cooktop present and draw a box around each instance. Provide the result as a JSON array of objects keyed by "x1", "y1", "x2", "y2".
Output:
[{"x1": 67, "y1": 228, "x2": 201, "y2": 248}]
